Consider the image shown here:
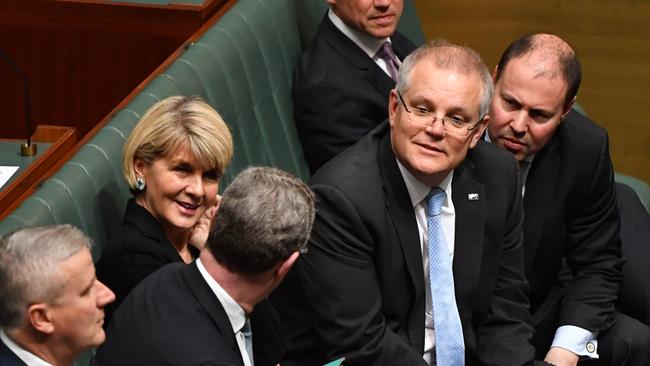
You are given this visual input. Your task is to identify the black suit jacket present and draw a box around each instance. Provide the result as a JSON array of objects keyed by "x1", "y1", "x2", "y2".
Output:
[
  {"x1": 524, "y1": 110, "x2": 623, "y2": 333},
  {"x1": 96, "y1": 199, "x2": 199, "y2": 321},
  {"x1": 273, "y1": 123, "x2": 534, "y2": 366},
  {"x1": 95, "y1": 262, "x2": 283, "y2": 366},
  {"x1": 0, "y1": 338, "x2": 26, "y2": 366},
  {"x1": 293, "y1": 14, "x2": 416, "y2": 173}
]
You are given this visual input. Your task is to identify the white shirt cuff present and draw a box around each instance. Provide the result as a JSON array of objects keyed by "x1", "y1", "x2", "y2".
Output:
[{"x1": 551, "y1": 325, "x2": 599, "y2": 359}]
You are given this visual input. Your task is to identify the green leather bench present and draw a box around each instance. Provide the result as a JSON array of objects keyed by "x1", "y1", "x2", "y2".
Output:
[{"x1": 0, "y1": 0, "x2": 425, "y2": 260}]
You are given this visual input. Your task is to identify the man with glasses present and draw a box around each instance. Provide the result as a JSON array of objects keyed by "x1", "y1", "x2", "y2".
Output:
[
  {"x1": 488, "y1": 33, "x2": 650, "y2": 366},
  {"x1": 293, "y1": 0, "x2": 416, "y2": 174},
  {"x1": 274, "y1": 39, "x2": 536, "y2": 366}
]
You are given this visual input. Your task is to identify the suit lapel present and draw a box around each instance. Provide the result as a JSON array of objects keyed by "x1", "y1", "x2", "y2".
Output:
[
  {"x1": 320, "y1": 16, "x2": 395, "y2": 99},
  {"x1": 523, "y1": 136, "x2": 561, "y2": 273},
  {"x1": 451, "y1": 159, "x2": 485, "y2": 315},
  {"x1": 0, "y1": 337, "x2": 27, "y2": 366},
  {"x1": 181, "y1": 263, "x2": 243, "y2": 365},
  {"x1": 377, "y1": 133, "x2": 425, "y2": 308}
]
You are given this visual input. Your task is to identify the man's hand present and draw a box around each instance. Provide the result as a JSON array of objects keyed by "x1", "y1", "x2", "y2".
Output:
[
  {"x1": 544, "y1": 347, "x2": 579, "y2": 366},
  {"x1": 189, "y1": 195, "x2": 221, "y2": 249}
]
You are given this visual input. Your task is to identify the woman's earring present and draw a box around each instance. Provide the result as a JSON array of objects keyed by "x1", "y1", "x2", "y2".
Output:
[{"x1": 135, "y1": 176, "x2": 146, "y2": 191}]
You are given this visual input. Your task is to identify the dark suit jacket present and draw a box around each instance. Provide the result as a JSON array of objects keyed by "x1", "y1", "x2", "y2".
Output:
[
  {"x1": 0, "y1": 338, "x2": 26, "y2": 366},
  {"x1": 273, "y1": 123, "x2": 534, "y2": 366},
  {"x1": 95, "y1": 199, "x2": 199, "y2": 322},
  {"x1": 95, "y1": 262, "x2": 283, "y2": 366},
  {"x1": 293, "y1": 14, "x2": 416, "y2": 173},
  {"x1": 616, "y1": 182, "x2": 650, "y2": 325},
  {"x1": 524, "y1": 110, "x2": 623, "y2": 334}
]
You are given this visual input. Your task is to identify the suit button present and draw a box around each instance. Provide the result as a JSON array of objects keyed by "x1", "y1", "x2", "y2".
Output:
[{"x1": 586, "y1": 342, "x2": 596, "y2": 353}]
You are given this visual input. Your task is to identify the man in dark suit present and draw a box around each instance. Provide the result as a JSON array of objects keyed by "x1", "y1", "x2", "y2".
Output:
[
  {"x1": 488, "y1": 33, "x2": 650, "y2": 365},
  {"x1": 293, "y1": 0, "x2": 416, "y2": 173},
  {"x1": 274, "y1": 40, "x2": 535, "y2": 366},
  {"x1": 0, "y1": 225, "x2": 115, "y2": 366},
  {"x1": 95, "y1": 167, "x2": 315, "y2": 366}
]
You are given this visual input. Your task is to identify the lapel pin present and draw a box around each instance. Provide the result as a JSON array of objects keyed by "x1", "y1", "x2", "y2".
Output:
[{"x1": 467, "y1": 193, "x2": 479, "y2": 201}]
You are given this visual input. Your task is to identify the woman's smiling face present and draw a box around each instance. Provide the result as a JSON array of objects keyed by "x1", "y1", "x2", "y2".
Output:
[{"x1": 135, "y1": 143, "x2": 220, "y2": 236}]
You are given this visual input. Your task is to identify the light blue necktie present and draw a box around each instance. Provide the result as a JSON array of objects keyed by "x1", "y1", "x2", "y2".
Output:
[
  {"x1": 426, "y1": 188, "x2": 465, "y2": 366},
  {"x1": 242, "y1": 317, "x2": 254, "y2": 365}
]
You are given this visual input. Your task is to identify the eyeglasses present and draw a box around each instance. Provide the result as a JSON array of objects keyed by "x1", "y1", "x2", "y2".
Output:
[{"x1": 397, "y1": 90, "x2": 484, "y2": 138}]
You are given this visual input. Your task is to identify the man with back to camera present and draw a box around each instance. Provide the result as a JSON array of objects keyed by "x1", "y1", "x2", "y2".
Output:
[
  {"x1": 94, "y1": 167, "x2": 316, "y2": 366},
  {"x1": 0, "y1": 224, "x2": 115, "y2": 366},
  {"x1": 488, "y1": 33, "x2": 650, "y2": 366},
  {"x1": 274, "y1": 39, "x2": 538, "y2": 366},
  {"x1": 293, "y1": 0, "x2": 417, "y2": 173}
]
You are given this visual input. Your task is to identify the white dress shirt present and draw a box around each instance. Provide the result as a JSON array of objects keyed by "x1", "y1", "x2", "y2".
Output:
[
  {"x1": 327, "y1": 9, "x2": 399, "y2": 78},
  {"x1": 196, "y1": 259, "x2": 253, "y2": 366},
  {"x1": 397, "y1": 160, "x2": 456, "y2": 365},
  {"x1": 0, "y1": 329, "x2": 52, "y2": 366}
]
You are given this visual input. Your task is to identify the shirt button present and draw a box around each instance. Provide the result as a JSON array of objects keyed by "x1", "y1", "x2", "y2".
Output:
[{"x1": 586, "y1": 342, "x2": 596, "y2": 353}]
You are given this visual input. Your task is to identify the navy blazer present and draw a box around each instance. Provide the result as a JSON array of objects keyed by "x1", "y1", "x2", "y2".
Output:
[
  {"x1": 0, "y1": 337, "x2": 26, "y2": 366},
  {"x1": 293, "y1": 14, "x2": 416, "y2": 173}
]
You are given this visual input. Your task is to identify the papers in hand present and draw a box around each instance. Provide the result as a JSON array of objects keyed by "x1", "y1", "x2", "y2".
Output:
[
  {"x1": 323, "y1": 357, "x2": 345, "y2": 366},
  {"x1": 0, "y1": 166, "x2": 19, "y2": 189}
]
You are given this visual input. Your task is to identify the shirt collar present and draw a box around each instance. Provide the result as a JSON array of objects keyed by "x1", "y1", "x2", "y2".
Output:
[
  {"x1": 396, "y1": 158, "x2": 453, "y2": 208},
  {"x1": 328, "y1": 8, "x2": 389, "y2": 59},
  {"x1": 195, "y1": 259, "x2": 247, "y2": 333},
  {"x1": 0, "y1": 329, "x2": 52, "y2": 366}
]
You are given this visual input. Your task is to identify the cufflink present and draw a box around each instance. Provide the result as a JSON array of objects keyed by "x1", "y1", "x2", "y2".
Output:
[
  {"x1": 467, "y1": 193, "x2": 479, "y2": 201},
  {"x1": 586, "y1": 342, "x2": 596, "y2": 353}
]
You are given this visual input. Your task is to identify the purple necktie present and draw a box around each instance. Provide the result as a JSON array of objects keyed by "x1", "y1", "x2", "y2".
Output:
[{"x1": 375, "y1": 41, "x2": 400, "y2": 81}]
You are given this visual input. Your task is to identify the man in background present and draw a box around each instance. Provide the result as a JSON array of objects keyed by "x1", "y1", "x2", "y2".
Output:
[
  {"x1": 488, "y1": 33, "x2": 650, "y2": 365},
  {"x1": 96, "y1": 167, "x2": 315, "y2": 366},
  {"x1": 0, "y1": 225, "x2": 115, "y2": 366},
  {"x1": 294, "y1": 0, "x2": 416, "y2": 173}
]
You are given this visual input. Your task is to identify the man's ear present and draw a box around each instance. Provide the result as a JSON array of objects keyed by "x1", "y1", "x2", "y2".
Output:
[
  {"x1": 492, "y1": 65, "x2": 499, "y2": 83},
  {"x1": 469, "y1": 114, "x2": 490, "y2": 149},
  {"x1": 27, "y1": 303, "x2": 55, "y2": 335},
  {"x1": 561, "y1": 96, "x2": 577, "y2": 120},
  {"x1": 388, "y1": 89, "x2": 399, "y2": 127},
  {"x1": 275, "y1": 251, "x2": 300, "y2": 283}
]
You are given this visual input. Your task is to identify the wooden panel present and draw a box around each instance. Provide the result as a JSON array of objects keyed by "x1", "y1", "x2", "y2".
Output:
[
  {"x1": 0, "y1": 0, "x2": 227, "y2": 141},
  {"x1": 413, "y1": 0, "x2": 650, "y2": 182},
  {"x1": 0, "y1": 125, "x2": 77, "y2": 218},
  {"x1": 0, "y1": 0, "x2": 237, "y2": 219}
]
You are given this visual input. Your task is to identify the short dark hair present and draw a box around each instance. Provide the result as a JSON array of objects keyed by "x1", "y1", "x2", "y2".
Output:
[
  {"x1": 495, "y1": 33, "x2": 582, "y2": 107},
  {"x1": 207, "y1": 167, "x2": 315, "y2": 275}
]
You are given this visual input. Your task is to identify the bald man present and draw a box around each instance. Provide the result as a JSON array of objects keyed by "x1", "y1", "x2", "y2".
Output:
[{"x1": 488, "y1": 33, "x2": 650, "y2": 366}]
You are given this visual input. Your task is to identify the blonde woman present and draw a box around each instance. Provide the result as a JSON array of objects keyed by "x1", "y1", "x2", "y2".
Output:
[{"x1": 96, "y1": 96, "x2": 233, "y2": 320}]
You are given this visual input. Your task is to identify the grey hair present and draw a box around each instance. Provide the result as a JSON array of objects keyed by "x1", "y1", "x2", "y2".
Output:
[
  {"x1": 396, "y1": 39, "x2": 494, "y2": 118},
  {"x1": 207, "y1": 167, "x2": 316, "y2": 275},
  {"x1": 0, "y1": 224, "x2": 90, "y2": 329}
]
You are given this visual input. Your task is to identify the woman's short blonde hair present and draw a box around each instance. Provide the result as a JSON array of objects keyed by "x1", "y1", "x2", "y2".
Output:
[{"x1": 122, "y1": 96, "x2": 233, "y2": 192}]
